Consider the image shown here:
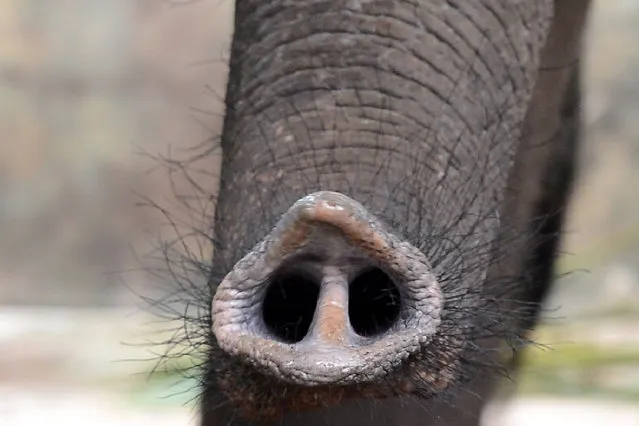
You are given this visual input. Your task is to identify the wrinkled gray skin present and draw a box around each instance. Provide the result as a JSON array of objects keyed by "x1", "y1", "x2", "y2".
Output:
[{"x1": 200, "y1": 0, "x2": 592, "y2": 425}]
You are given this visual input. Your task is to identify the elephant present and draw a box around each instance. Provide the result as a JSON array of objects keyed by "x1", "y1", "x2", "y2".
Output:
[{"x1": 155, "y1": 0, "x2": 593, "y2": 425}]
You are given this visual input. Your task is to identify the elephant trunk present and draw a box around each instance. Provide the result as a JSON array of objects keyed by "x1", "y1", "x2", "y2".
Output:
[{"x1": 209, "y1": 0, "x2": 554, "y2": 419}]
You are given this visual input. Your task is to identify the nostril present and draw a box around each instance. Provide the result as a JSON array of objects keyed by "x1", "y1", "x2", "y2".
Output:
[
  {"x1": 262, "y1": 268, "x2": 320, "y2": 343},
  {"x1": 349, "y1": 267, "x2": 401, "y2": 337},
  {"x1": 212, "y1": 192, "x2": 443, "y2": 387}
]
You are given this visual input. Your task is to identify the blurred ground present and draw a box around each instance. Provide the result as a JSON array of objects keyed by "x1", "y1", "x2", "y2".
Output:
[
  {"x1": 0, "y1": 308, "x2": 638, "y2": 425},
  {"x1": 0, "y1": 0, "x2": 638, "y2": 424}
]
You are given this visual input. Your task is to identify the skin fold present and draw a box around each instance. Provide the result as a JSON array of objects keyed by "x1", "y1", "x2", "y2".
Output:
[{"x1": 152, "y1": 0, "x2": 593, "y2": 425}]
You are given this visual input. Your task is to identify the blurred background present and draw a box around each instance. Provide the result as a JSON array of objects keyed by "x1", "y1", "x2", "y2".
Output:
[{"x1": 0, "y1": 0, "x2": 638, "y2": 425}]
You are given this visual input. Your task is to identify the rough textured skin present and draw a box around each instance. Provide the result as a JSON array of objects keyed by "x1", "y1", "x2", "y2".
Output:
[{"x1": 191, "y1": 0, "x2": 593, "y2": 425}]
